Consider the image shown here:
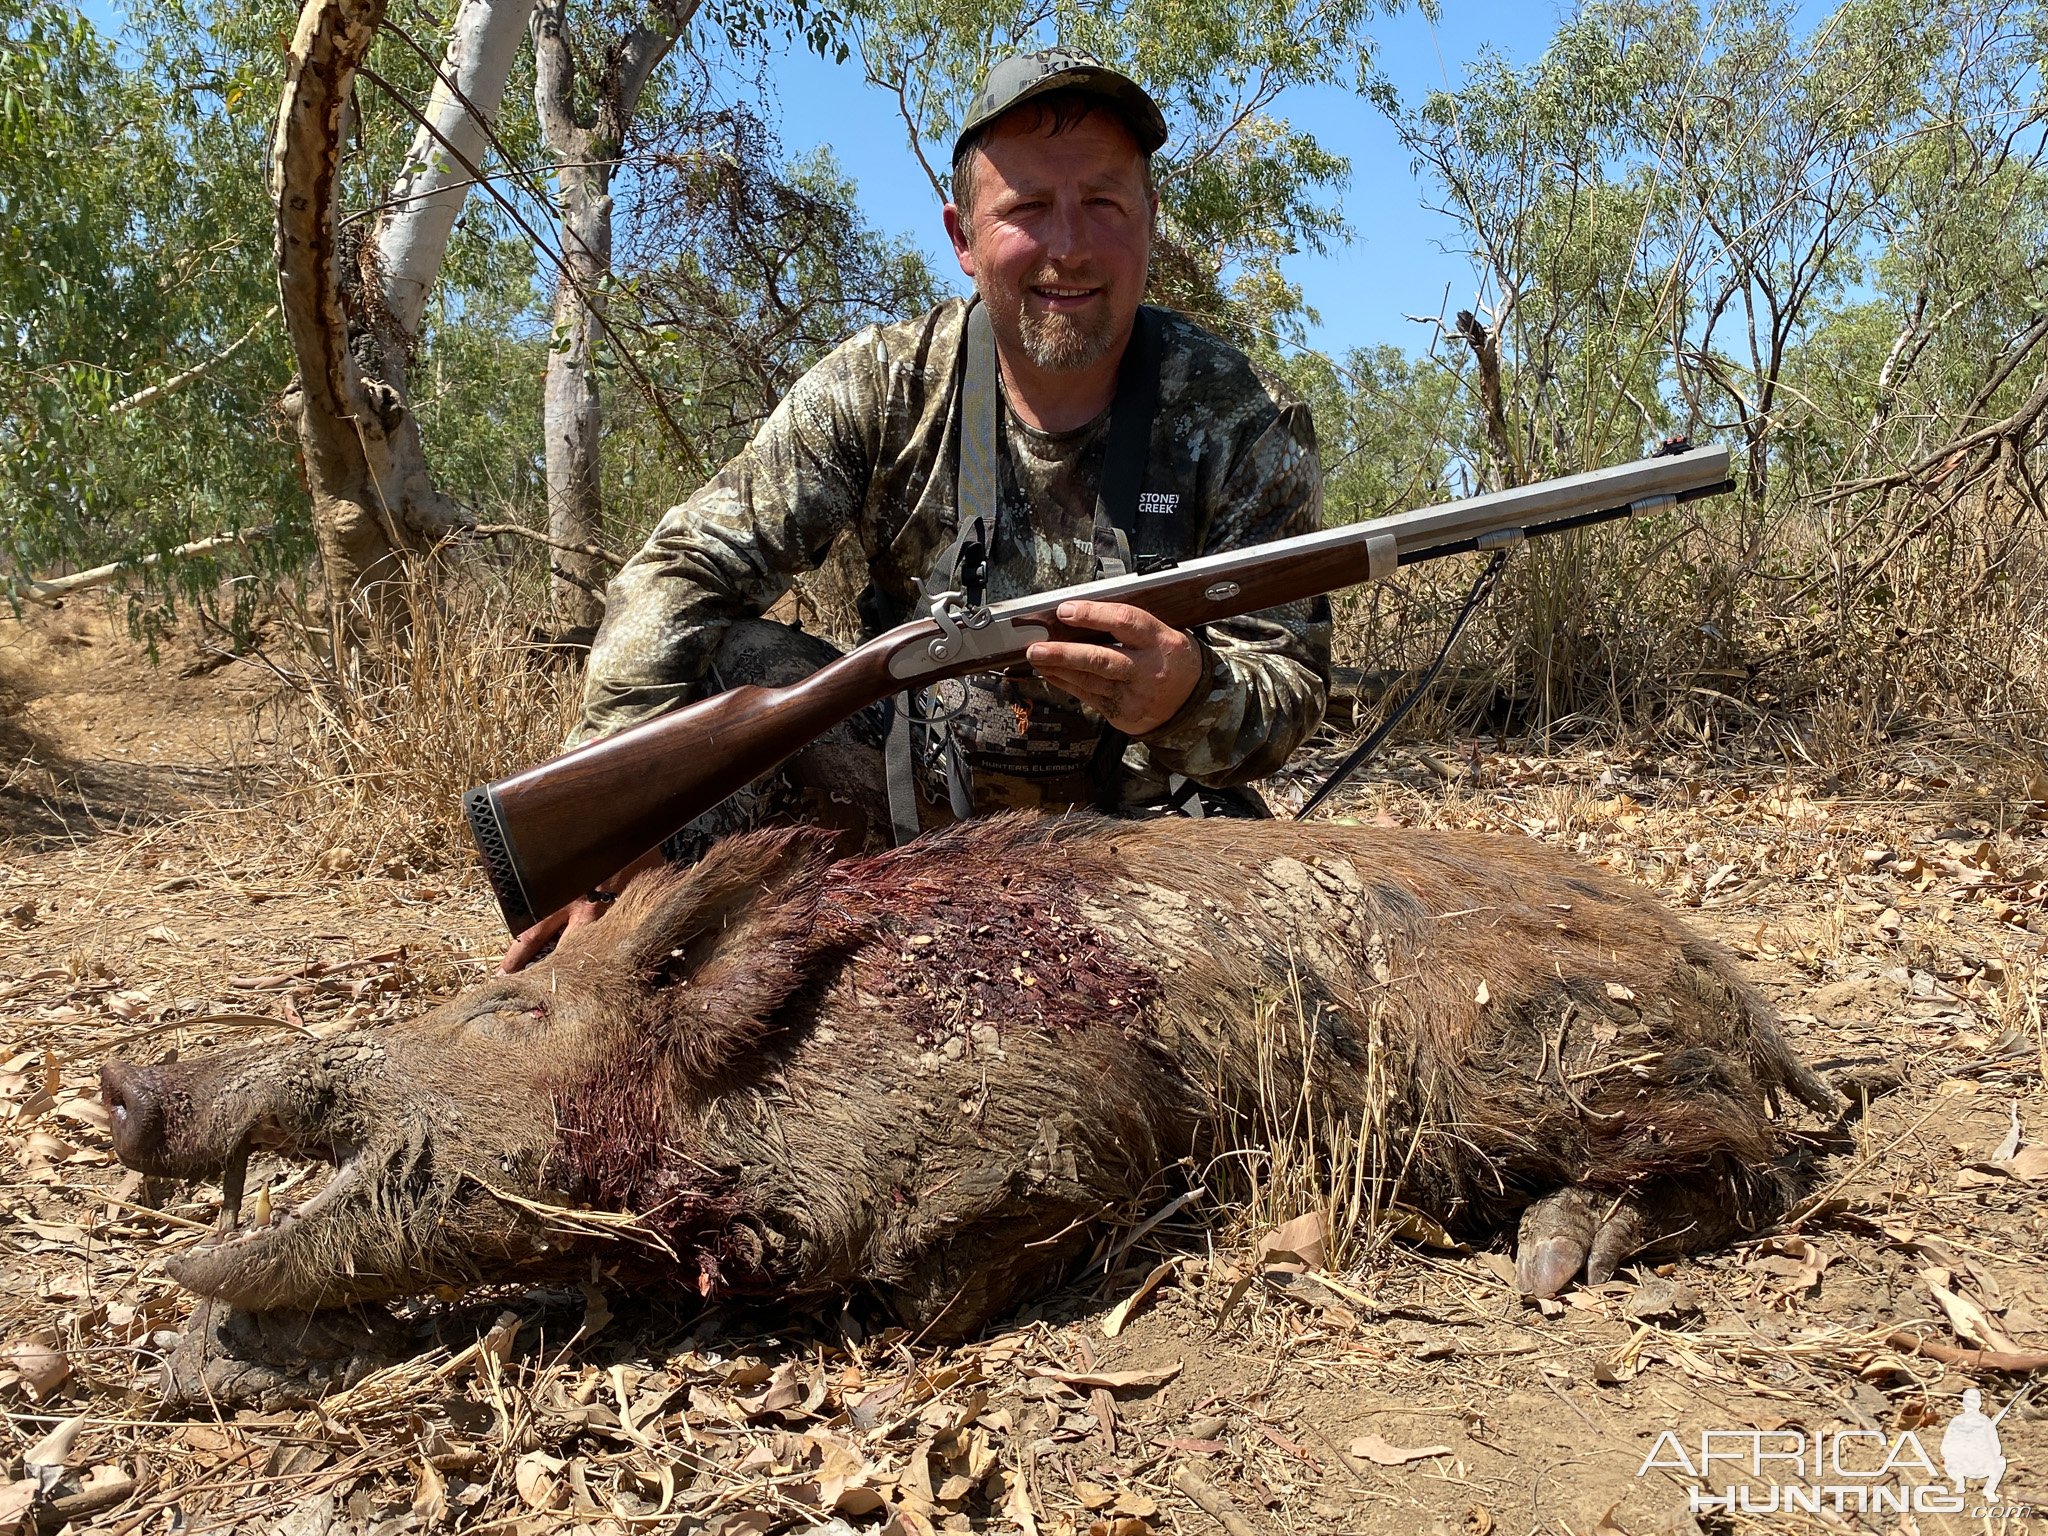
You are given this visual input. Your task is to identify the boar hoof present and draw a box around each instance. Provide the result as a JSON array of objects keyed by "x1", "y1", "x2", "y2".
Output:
[
  {"x1": 1584, "y1": 1199, "x2": 1648, "y2": 1284},
  {"x1": 1514, "y1": 1186, "x2": 1649, "y2": 1297},
  {"x1": 1515, "y1": 1188, "x2": 1595, "y2": 1297},
  {"x1": 162, "y1": 1296, "x2": 409, "y2": 1413}
]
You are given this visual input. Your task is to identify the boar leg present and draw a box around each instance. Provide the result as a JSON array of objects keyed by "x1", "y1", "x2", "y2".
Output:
[{"x1": 161, "y1": 1297, "x2": 410, "y2": 1413}]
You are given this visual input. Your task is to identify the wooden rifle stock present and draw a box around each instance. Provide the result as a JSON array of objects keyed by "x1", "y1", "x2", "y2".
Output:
[{"x1": 467, "y1": 444, "x2": 1732, "y2": 933}]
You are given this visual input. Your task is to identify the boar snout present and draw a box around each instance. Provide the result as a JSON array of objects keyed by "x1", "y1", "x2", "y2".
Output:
[
  {"x1": 100, "y1": 1049, "x2": 304, "y2": 1181},
  {"x1": 101, "y1": 1058, "x2": 184, "y2": 1176}
]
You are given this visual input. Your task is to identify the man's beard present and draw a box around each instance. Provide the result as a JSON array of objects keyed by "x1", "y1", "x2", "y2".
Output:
[
  {"x1": 988, "y1": 270, "x2": 1123, "y2": 372},
  {"x1": 1017, "y1": 290, "x2": 1120, "y2": 372}
]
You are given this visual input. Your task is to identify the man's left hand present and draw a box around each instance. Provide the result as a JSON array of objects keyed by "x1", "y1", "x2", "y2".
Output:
[{"x1": 1026, "y1": 600, "x2": 1203, "y2": 736}]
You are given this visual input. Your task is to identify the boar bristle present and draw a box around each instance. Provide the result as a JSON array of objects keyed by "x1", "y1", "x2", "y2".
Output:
[
  {"x1": 537, "y1": 814, "x2": 1840, "y2": 1314},
  {"x1": 543, "y1": 816, "x2": 1166, "y2": 1302}
]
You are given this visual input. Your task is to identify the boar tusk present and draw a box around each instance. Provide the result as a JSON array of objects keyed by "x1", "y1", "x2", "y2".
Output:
[{"x1": 217, "y1": 1138, "x2": 251, "y2": 1233}]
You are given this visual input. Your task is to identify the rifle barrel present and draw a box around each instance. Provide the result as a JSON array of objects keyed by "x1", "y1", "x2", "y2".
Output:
[
  {"x1": 467, "y1": 445, "x2": 1731, "y2": 934},
  {"x1": 993, "y1": 443, "x2": 1725, "y2": 619}
]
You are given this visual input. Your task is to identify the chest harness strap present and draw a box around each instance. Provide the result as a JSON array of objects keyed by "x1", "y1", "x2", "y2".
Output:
[{"x1": 884, "y1": 300, "x2": 1181, "y2": 844}]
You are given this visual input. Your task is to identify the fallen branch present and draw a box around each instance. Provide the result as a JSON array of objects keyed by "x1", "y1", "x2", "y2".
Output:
[
  {"x1": 1170, "y1": 1466, "x2": 1262, "y2": 1536},
  {"x1": 7, "y1": 527, "x2": 275, "y2": 605},
  {"x1": 1883, "y1": 1329, "x2": 2048, "y2": 1373},
  {"x1": 32, "y1": 1468, "x2": 139, "y2": 1536}
]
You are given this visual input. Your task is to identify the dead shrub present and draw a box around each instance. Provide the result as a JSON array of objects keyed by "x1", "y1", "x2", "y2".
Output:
[
  {"x1": 1329, "y1": 478, "x2": 2048, "y2": 788},
  {"x1": 264, "y1": 572, "x2": 582, "y2": 877}
]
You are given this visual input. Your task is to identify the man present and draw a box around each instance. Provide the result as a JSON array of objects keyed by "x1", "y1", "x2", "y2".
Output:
[{"x1": 502, "y1": 48, "x2": 1330, "y2": 970}]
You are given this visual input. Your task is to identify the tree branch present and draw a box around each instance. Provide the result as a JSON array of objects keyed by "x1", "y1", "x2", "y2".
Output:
[
  {"x1": 356, "y1": 62, "x2": 706, "y2": 478},
  {"x1": 611, "y1": 0, "x2": 701, "y2": 131},
  {"x1": 107, "y1": 306, "x2": 278, "y2": 415},
  {"x1": 472, "y1": 522, "x2": 624, "y2": 566},
  {"x1": 531, "y1": 0, "x2": 589, "y2": 156},
  {"x1": 8, "y1": 528, "x2": 276, "y2": 604}
]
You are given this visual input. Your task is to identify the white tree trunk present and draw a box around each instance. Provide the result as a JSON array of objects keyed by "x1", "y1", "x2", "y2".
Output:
[
  {"x1": 532, "y1": 0, "x2": 699, "y2": 629},
  {"x1": 544, "y1": 166, "x2": 612, "y2": 629},
  {"x1": 376, "y1": 0, "x2": 537, "y2": 337}
]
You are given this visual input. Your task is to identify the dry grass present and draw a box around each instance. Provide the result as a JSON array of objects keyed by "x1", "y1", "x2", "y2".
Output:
[
  {"x1": 1198, "y1": 985, "x2": 1417, "y2": 1273},
  {"x1": 1333, "y1": 484, "x2": 2048, "y2": 791},
  {"x1": 260, "y1": 574, "x2": 583, "y2": 877}
]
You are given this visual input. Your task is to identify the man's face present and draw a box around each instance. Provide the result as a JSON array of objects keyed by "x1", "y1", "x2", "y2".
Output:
[{"x1": 945, "y1": 108, "x2": 1155, "y2": 377}]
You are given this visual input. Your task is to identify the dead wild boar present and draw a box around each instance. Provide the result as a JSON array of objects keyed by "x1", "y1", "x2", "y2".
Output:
[{"x1": 102, "y1": 814, "x2": 1839, "y2": 1357}]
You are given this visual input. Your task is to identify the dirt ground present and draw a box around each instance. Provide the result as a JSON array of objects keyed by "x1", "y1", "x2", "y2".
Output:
[{"x1": 1, "y1": 598, "x2": 2044, "y2": 1536}]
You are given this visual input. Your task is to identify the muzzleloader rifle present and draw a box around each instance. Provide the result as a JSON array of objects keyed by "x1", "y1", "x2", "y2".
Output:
[{"x1": 466, "y1": 443, "x2": 1732, "y2": 935}]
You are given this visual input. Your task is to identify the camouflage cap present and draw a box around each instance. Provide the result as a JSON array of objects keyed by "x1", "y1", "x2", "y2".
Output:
[{"x1": 952, "y1": 48, "x2": 1168, "y2": 164}]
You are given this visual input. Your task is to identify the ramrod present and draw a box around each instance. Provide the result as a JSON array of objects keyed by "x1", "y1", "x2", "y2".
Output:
[{"x1": 102, "y1": 816, "x2": 1839, "y2": 1351}]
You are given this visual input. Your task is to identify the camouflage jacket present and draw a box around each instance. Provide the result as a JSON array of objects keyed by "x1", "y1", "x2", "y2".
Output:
[{"x1": 576, "y1": 297, "x2": 1331, "y2": 799}]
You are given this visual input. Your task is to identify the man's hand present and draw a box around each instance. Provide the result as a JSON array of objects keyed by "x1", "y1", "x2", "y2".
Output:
[
  {"x1": 1025, "y1": 600, "x2": 1203, "y2": 736},
  {"x1": 497, "y1": 845, "x2": 666, "y2": 973},
  {"x1": 497, "y1": 896, "x2": 609, "y2": 974}
]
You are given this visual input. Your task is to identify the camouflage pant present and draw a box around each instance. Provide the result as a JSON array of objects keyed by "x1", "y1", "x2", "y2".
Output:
[{"x1": 658, "y1": 619, "x2": 1267, "y2": 863}]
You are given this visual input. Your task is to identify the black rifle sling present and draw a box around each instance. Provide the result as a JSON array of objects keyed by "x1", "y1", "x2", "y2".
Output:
[
  {"x1": 886, "y1": 301, "x2": 1000, "y2": 843},
  {"x1": 1293, "y1": 547, "x2": 1511, "y2": 820},
  {"x1": 1092, "y1": 306, "x2": 1168, "y2": 574},
  {"x1": 886, "y1": 304, "x2": 1176, "y2": 843}
]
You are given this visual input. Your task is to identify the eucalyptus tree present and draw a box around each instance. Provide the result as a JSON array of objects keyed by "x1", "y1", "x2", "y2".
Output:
[
  {"x1": 1386, "y1": 0, "x2": 2042, "y2": 516},
  {"x1": 585, "y1": 109, "x2": 937, "y2": 637},
  {"x1": 1, "y1": 0, "x2": 293, "y2": 617},
  {"x1": 1796, "y1": 0, "x2": 2048, "y2": 480},
  {"x1": 1780, "y1": 0, "x2": 2048, "y2": 621},
  {"x1": 524, "y1": 0, "x2": 856, "y2": 625},
  {"x1": 1271, "y1": 344, "x2": 1465, "y2": 523},
  {"x1": 608, "y1": 108, "x2": 937, "y2": 469},
  {"x1": 529, "y1": 0, "x2": 702, "y2": 626},
  {"x1": 1382, "y1": 0, "x2": 2048, "y2": 729}
]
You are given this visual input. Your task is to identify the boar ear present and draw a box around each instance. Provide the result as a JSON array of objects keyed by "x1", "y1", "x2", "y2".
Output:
[{"x1": 617, "y1": 825, "x2": 840, "y2": 985}]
